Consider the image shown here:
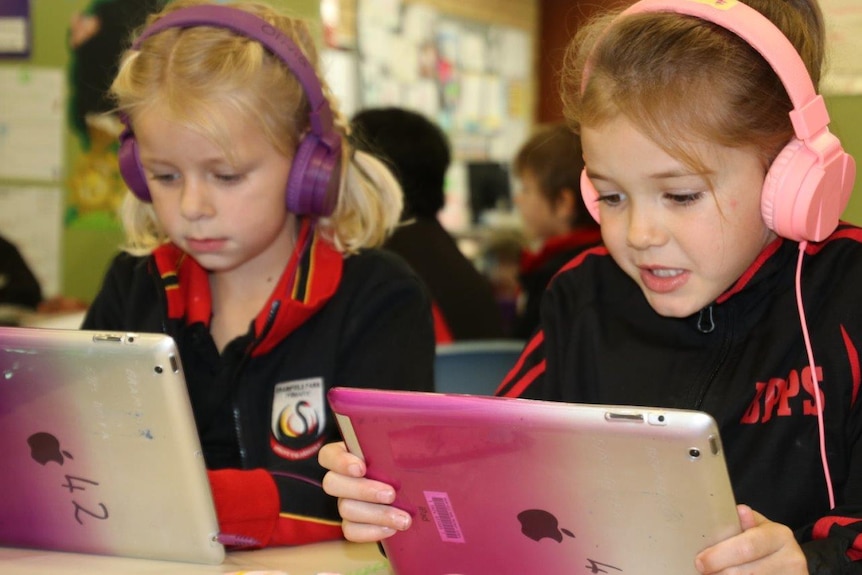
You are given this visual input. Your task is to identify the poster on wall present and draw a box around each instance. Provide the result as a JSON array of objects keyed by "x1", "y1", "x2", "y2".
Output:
[
  {"x1": 0, "y1": 67, "x2": 64, "y2": 182},
  {"x1": 0, "y1": 186, "x2": 63, "y2": 297},
  {"x1": 356, "y1": 0, "x2": 530, "y2": 232},
  {"x1": 356, "y1": 0, "x2": 530, "y2": 160},
  {"x1": 65, "y1": 0, "x2": 163, "y2": 228},
  {"x1": 0, "y1": 0, "x2": 30, "y2": 57},
  {"x1": 821, "y1": 0, "x2": 862, "y2": 95}
]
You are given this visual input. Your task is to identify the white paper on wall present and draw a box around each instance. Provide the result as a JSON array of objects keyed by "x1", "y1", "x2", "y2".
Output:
[
  {"x1": 821, "y1": 0, "x2": 862, "y2": 94},
  {"x1": 0, "y1": 16, "x2": 28, "y2": 54},
  {"x1": 0, "y1": 66, "x2": 65, "y2": 181},
  {"x1": 0, "y1": 185, "x2": 63, "y2": 297},
  {"x1": 321, "y1": 48, "x2": 359, "y2": 118}
]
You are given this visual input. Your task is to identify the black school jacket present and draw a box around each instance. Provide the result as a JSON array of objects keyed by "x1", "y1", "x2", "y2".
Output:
[
  {"x1": 82, "y1": 229, "x2": 435, "y2": 535},
  {"x1": 384, "y1": 216, "x2": 504, "y2": 341},
  {"x1": 498, "y1": 223, "x2": 862, "y2": 573}
]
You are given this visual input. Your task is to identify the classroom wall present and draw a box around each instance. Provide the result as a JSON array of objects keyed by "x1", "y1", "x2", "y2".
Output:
[
  {"x1": 1, "y1": 1, "x2": 84, "y2": 300},
  {"x1": 828, "y1": 95, "x2": 862, "y2": 225},
  {"x1": 5, "y1": 0, "x2": 862, "y2": 302}
]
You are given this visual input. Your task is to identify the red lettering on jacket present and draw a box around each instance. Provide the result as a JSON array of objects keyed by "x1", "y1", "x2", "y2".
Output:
[
  {"x1": 802, "y1": 366, "x2": 825, "y2": 416},
  {"x1": 742, "y1": 366, "x2": 823, "y2": 424}
]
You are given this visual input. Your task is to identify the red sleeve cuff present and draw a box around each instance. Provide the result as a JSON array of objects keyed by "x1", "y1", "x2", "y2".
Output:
[
  {"x1": 208, "y1": 468, "x2": 279, "y2": 549},
  {"x1": 269, "y1": 514, "x2": 344, "y2": 546}
]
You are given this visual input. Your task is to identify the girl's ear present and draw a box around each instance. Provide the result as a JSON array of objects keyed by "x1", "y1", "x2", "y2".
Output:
[{"x1": 555, "y1": 187, "x2": 577, "y2": 219}]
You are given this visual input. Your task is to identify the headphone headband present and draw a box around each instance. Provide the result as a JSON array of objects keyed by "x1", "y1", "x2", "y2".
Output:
[
  {"x1": 135, "y1": 4, "x2": 332, "y2": 135},
  {"x1": 617, "y1": 0, "x2": 827, "y2": 141},
  {"x1": 118, "y1": 4, "x2": 343, "y2": 216},
  {"x1": 577, "y1": 0, "x2": 855, "y2": 241}
]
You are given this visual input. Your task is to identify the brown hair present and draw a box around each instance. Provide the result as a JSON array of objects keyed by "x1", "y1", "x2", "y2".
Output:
[
  {"x1": 513, "y1": 124, "x2": 596, "y2": 228},
  {"x1": 560, "y1": 0, "x2": 825, "y2": 176}
]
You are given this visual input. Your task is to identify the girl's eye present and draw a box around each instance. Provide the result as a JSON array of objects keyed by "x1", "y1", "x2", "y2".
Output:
[
  {"x1": 150, "y1": 173, "x2": 178, "y2": 184},
  {"x1": 215, "y1": 173, "x2": 244, "y2": 183},
  {"x1": 596, "y1": 193, "x2": 623, "y2": 207},
  {"x1": 666, "y1": 192, "x2": 705, "y2": 206}
]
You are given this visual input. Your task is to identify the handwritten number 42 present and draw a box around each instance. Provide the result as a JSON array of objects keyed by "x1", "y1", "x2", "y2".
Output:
[{"x1": 61, "y1": 474, "x2": 110, "y2": 524}]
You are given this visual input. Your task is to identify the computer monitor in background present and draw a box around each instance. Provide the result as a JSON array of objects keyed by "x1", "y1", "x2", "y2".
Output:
[{"x1": 466, "y1": 161, "x2": 512, "y2": 225}]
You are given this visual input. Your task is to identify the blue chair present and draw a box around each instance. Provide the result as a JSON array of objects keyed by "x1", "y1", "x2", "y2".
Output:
[{"x1": 433, "y1": 339, "x2": 525, "y2": 395}]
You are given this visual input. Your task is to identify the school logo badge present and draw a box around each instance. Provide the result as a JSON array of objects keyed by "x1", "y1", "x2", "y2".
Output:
[{"x1": 270, "y1": 377, "x2": 326, "y2": 460}]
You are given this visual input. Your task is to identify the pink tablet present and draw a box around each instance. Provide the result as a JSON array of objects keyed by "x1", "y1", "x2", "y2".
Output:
[{"x1": 328, "y1": 387, "x2": 741, "y2": 575}]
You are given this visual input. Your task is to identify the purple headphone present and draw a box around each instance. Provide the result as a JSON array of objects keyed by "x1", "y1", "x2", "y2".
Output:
[{"x1": 117, "y1": 5, "x2": 342, "y2": 217}]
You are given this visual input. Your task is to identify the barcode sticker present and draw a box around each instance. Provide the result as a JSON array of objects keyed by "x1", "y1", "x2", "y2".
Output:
[{"x1": 423, "y1": 491, "x2": 465, "y2": 543}]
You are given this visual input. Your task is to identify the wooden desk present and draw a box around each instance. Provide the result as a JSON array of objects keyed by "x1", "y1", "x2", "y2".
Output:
[{"x1": 0, "y1": 541, "x2": 393, "y2": 575}]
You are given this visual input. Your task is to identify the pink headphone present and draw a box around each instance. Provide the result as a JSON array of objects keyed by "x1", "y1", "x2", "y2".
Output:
[
  {"x1": 117, "y1": 5, "x2": 342, "y2": 217},
  {"x1": 579, "y1": 0, "x2": 856, "y2": 242}
]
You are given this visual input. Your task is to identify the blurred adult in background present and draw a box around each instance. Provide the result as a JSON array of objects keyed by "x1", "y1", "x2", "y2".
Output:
[
  {"x1": 0, "y1": 234, "x2": 87, "y2": 319},
  {"x1": 510, "y1": 124, "x2": 601, "y2": 338},
  {"x1": 351, "y1": 107, "x2": 505, "y2": 343},
  {"x1": 0, "y1": 235, "x2": 42, "y2": 310},
  {"x1": 67, "y1": 1, "x2": 167, "y2": 218},
  {"x1": 68, "y1": 0, "x2": 164, "y2": 150}
]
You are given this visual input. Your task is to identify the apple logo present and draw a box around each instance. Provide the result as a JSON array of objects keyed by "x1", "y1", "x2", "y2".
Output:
[
  {"x1": 517, "y1": 509, "x2": 575, "y2": 543},
  {"x1": 27, "y1": 432, "x2": 73, "y2": 466}
]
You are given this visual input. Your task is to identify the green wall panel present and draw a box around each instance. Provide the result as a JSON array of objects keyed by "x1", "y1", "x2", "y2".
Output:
[{"x1": 827, "y1": 95, "x2": 862, "y2": 225}]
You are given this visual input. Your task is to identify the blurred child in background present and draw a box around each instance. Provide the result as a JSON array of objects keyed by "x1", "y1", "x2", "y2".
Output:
[{"x1": 510, "y1": 124, "x2": 601, "y2": 338}]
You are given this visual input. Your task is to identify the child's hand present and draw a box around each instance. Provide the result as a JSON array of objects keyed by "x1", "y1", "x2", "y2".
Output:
[
  {"x1": 319, "y1": 442, "x2": 412, "y2": 542},
  {"x1": 695, "y1": 504, "x2": 807, "y2": 574}
]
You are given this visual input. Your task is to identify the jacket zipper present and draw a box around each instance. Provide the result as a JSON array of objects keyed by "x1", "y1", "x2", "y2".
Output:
[
  {"x1": 692, "y1": 304, "x2": 733, "y2": 410},
  {"x1": 697, "y1": 305, "x2": 715, "y2": 334},
  {"x1": 233, "y1": 300, "x2": 281, "y2": 465}
]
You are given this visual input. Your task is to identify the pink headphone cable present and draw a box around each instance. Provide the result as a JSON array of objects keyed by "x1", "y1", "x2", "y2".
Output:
[{"x1": 796, "y1": 241, "x2": 835, "y2": 509}]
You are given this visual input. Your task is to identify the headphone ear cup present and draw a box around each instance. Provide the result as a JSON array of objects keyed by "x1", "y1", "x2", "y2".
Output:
[
  {"x1": 285, "y1": 133, "x2": 342, "y2": 216},
  {"x1": 580, "y1": 168, "x2": 601, "y2": 223},
  {"x1": 761, "y1": 136, "x2": 855, "y2": 242},
  {"x1": 760, "y1": 139, "x2": 801, "y2": 239},
  {"x1": 117, "y1": 127, "x2": 152, "y2": 203}
]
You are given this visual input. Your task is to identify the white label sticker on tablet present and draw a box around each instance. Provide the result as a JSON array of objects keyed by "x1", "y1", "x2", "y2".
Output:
[{"x1": 424, "y1": 491, "x2": 465, "y2": 543}]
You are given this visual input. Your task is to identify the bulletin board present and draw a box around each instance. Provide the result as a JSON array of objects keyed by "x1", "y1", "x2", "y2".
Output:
[
  {"x1": 0, "y1": 0, "x2": 66, "y2": 299},
  {"x1": 0, "y1": 185, "x2": 63, "y2": 296},
  {"x1": 822, "y1": 0, "x2": 862, "y2": 94},
  {"x1": 0, "y1": 66, "x2": 64, "y2": 181},
  {"x1": 356, "y1": 0, "x2": 532, "y2": 162},
  {"x1": 0, "y1": 65, "x2": 65, "y2": 297},
  {"x1": 354, "y1": 0, "x2": 534, "y2": 231},
  {"x1": 0, "y1": 0, "x2": 30, "y2": 57}
]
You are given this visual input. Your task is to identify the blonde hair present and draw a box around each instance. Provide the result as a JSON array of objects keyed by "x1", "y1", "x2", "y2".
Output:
[
  {"x1": 560, "y1": 0, "x2": 825, "y2": 177},
  {"x1": 111, "y1": 0, "x2": 401, "y2": 255}
]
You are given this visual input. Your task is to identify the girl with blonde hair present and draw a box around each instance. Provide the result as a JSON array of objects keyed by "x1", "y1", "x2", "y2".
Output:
[{"x1": 82, "y1": 0, "x2": 434, "y2": 548}]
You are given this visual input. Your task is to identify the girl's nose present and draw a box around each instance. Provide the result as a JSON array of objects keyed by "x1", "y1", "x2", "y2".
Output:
[
  {"x1": 626, "y1": 203, "x2": 667, "y2": 249},
  {"x1": 179, "y1": 178, "x2": 215, "y2": 220}
]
